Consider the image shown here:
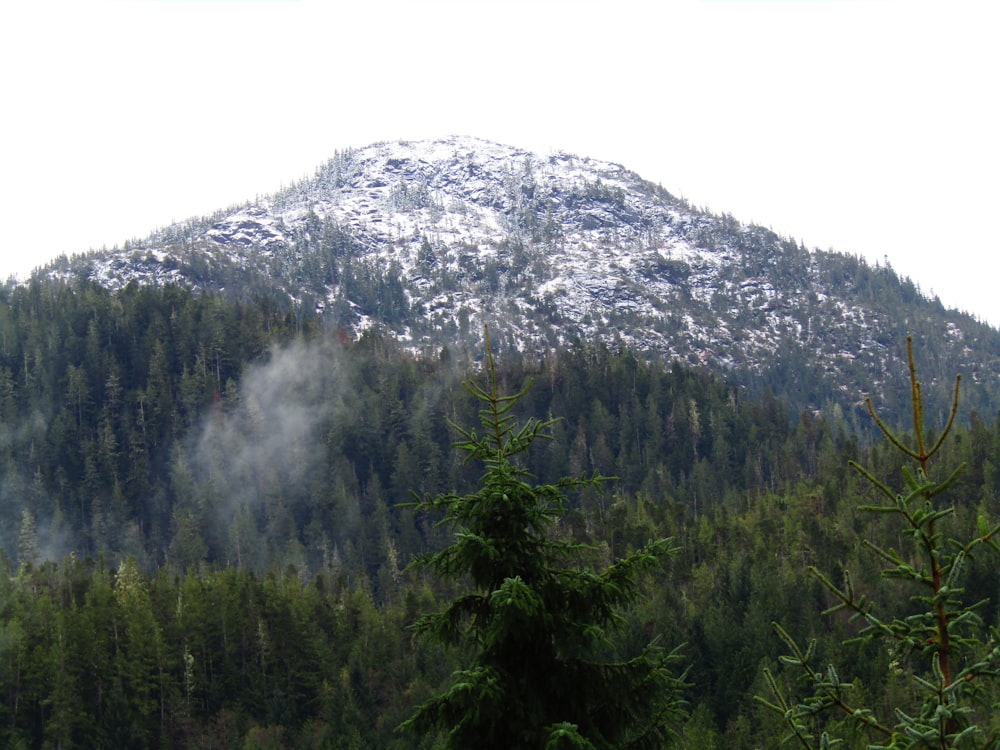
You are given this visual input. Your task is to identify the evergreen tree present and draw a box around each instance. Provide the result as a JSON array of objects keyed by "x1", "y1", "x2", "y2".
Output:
[
  {"x1": 399, "y1": 328, "x2": 686, "y2": 749},
  {"x1": 759, "y1": 337, "x2": 1000, "y2": 748},
  {"x1": 16, "y1": 509, "x2": 38, "y2": 570}
]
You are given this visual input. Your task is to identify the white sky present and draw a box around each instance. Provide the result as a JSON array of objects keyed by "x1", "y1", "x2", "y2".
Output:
[{"x1": 2, "y1": 0, "x2": 998, "y2": 326}]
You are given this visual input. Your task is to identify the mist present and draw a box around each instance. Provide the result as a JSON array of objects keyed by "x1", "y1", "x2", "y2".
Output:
[{"x1": 172, "y1": 336, "x2": 362, "y2": 573}]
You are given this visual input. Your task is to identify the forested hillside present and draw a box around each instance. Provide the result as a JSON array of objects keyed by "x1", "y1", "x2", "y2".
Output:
[{"x1": 3, "y1": 278, "x2": 1000, "y2": 747}]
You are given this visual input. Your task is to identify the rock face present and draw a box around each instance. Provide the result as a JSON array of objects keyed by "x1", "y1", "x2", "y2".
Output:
[{"x1": 47, "y1": 136, "x2": 1000, "y2": 416}]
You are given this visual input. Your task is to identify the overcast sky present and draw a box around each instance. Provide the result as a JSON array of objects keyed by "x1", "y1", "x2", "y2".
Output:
[{"x1": 2, "y1": 0, "x2": 997, "y2": 327}]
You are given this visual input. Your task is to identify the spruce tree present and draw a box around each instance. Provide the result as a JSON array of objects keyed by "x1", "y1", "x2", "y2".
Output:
[
  {"x1": 399, "y1": 328, "x2": 686, "y2": 749},
  {"x1": 759, "y1": 337, "x2": 1000, "y2": 748}
]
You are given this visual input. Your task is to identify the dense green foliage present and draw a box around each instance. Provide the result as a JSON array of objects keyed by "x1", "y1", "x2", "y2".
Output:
[
  {"x1": 2, "y1": 277, "x2": 1000, "y2": 747},
  {"x1": 761, "y1": 339, "x2": 1000, "y2": 747},
  {"x1": 400, "y1": 330, "x2": 685, "y2": 748}
]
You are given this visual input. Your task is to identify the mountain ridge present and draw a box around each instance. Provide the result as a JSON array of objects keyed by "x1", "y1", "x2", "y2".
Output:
[{"x1": 38, "y1": 135, "x2": 1000, "y2": 419}]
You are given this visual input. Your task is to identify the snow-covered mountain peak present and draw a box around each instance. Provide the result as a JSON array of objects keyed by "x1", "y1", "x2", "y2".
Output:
[{"x1": 43, "y1": 136, "x2": 1000, "y2": 414}]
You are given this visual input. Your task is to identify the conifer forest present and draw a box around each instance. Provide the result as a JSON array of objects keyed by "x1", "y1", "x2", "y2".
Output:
[{"x1": 3, "y1": 277, "x2": 1000, "y2": 748}]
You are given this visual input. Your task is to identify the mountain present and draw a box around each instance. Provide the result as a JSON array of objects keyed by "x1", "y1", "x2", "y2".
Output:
[
  {"x1": 10, "y1": 138, "x2": 1000, "y2": 748},
  {"x1": 44, "y1": 135, "x2": 1000, "y2": 418}
]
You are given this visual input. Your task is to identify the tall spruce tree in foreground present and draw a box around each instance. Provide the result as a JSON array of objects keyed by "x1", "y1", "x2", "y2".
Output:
[
  {"x1": 759, "y1": 337, "x2": 1000, "y2": 748},
  {"x1": 399, "y1": 329, "x2": 686, "y2": 749}
]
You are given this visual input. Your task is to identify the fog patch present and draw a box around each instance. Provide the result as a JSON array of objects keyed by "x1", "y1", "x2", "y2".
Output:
[{"x1": 178, "y1": 337, "x2": 358, "y2": 569}]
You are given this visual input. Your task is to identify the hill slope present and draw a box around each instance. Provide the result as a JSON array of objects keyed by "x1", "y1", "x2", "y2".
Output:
[{"x1": 46, "y1": 135, "x2": 1000, "y2": 417}]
